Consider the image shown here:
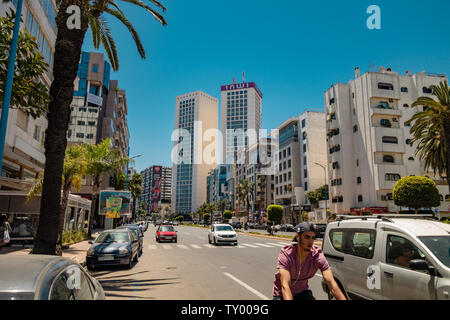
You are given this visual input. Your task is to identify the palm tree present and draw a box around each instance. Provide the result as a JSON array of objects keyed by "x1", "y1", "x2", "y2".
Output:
[
  {"x1": 111, "y1": 172, "x2": 126, "y2": 190},
  {"x1": 34, "y1": 0, "x2": 167, "y2": 254},
  {"x1": 406, "y1": 81, "x2": 450, "y2": 190},
  {"x1": 237, "y1": 179, "x2": 255, "y2": 223},
  {"x1": 28, "y1": 144, "x2": 87, "y2": 255},
  {"x1": 128, "y1": 173, "x2": 143, "y2": 220},
  {"x1": 84, "y1": 139, "x2": 129, "y2": 236}
]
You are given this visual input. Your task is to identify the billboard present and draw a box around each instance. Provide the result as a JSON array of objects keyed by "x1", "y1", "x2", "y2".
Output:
[
  {"x1": 151, "y1": 166, "x2": 162, "y2": 212},
  {"x1": 99, "y1": 191, "x2": 131, "y2": 218}
]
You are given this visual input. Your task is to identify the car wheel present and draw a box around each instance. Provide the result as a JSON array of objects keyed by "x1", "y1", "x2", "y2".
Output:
[
  {"x1": 213, "y1": 237, "x2": 217, "y2": 246},
  {"x1": 134, "y1": 252, "x2": 139, "y2": 262},
  {"x1": 139, "y1": 248, "x2": 143, "y2": 257},
  {"x1": 174, "y1": 239, "x2": 177, "y2": 243},
  {"x1": 127, "y1": 256, "x2": 133, "y2": 269},
  {"x1": 234, "y1": 242, "x2": 238, "y2": 246},
  {"x1": 208, "y1": 236, "x2": 211, "y2": 244},
  {"x1": 87, "y1": 264, "x2": 94, "y2": 271}
]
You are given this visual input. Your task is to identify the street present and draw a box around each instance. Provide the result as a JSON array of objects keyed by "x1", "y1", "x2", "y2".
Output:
[{"x1": 89, "y1": 225, "x2": 327, "y2": 300}]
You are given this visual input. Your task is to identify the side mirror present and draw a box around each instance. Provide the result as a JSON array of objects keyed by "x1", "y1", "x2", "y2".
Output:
[
  {"x1": 409, "y1": 259, "x2": 430, "y2": 271},
  {"x1": 88, "y1": 241, "x2": 93, "y2": 245}
]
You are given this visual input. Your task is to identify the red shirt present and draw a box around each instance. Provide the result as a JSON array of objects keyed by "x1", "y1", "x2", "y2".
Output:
[{"x1": 272, "y1": 244, "x2": 329, "y2": 297}]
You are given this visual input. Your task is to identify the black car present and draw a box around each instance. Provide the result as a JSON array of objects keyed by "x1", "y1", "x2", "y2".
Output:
[
  {"x1": 314, "y1": 223, "x2": 327, "y2": 239},
  {"x1": 86, "y1": 229, "x2": 140, "y2": 270},
  {"x1": 254, "y1": 223, "x2": 267, "y2": 230},
  {"x1": 117, "y1": 225, "x2": 144, "y2": 256},
  {"x1": 231, "y1": 222, "x2": 242, "y2": 229}
]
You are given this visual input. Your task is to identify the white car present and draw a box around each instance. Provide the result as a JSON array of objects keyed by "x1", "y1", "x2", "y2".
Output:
[{"x1": 208, "y1": 224, "x2": 238, "y2": 246}]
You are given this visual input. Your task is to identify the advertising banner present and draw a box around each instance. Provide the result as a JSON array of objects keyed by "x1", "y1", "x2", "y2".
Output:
[
  {"x1": 99, "y1": 191, "x2": 131, "y2": 218},
  {"x1": 151, "y1": 166, "x2": 162, "y2": 212}
]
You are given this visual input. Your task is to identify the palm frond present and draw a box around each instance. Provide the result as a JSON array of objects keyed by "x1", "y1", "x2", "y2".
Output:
[
  {"x1": 120, "y1": 0, "x2": 168, "y2": 23},
  {"x1": 26, "y1": 178, "x2": 43, "y2": 202}
]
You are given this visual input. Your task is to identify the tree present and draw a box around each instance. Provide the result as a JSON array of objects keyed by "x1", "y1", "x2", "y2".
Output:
[
  {"x1": 267, "y1": 205, "x2": 284, "y2": 235},
  {"x1": 128, "y1": 173, "x2": 143, "y2": 220},
  {"x1": 203, "y1": 213, "x2": 210, "y2": 223},
  {"x1": 237, "y1": 179, "x2": 255, "y2": 222},
  {"x1": 33, "y1": 0, "x2": 167, "y2": 255},
  {"x1": 110, "y1": 172, "x2": 126, "y2": 190},
  {"x1": 393, "y1": 176, "x2": 440, "y2": 214},
  {"x1": 405, "y1": 81, "x2": 450, "y2": 192},
  {"x1": 0, "y1": 12, "x2": 51, "y2": 118},
  {"x1": 28, "y1": 144, "x2": 87, "y2": 255},
  {"x1": 223, "y1": 210, "x2": 232, "y2": 221},
  {"x1": 215, "y1": 199, "x2": 231, "y2": 212},
  {"x1": 175, "y1": 215, "x2": 184, "y2": 223},
  {"x1": 306, "y1": 185, "x2": 329, "y2": 206},
  {"x1": 83, "y1": 139, "x2": 129, "y2": 237}
]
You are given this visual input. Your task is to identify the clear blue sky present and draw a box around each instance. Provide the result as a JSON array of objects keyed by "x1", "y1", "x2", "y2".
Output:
[{"x1": 82, "y1": 0, "x2": 450, "y2": 172}]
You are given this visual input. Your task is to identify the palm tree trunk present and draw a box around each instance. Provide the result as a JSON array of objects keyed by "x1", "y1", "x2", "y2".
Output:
[
  {"x1": 444, "y1": 120, "x2": 450, "y2": 194},
  {"x1": 56, "y1": 182, "x2": 72, "y2": 254},
  {"x1": 88, "y1": 175, "x2": 101, "y2": 237},
  {"x1": 33, "y1": 1, "x2": 89, "y2": 255}
]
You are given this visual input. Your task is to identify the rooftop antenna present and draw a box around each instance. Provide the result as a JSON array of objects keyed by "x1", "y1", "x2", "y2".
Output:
[
  {"x1": 232, "y1": 77, "x2": 236, "y2": 84},
  {"x1": 242, "y1": 71, "x2": 246, "y2": 83}
]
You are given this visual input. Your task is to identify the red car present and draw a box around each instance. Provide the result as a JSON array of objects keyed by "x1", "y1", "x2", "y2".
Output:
[{"x1": 156, "y1": 225, "x2": 177, "y2": 243}]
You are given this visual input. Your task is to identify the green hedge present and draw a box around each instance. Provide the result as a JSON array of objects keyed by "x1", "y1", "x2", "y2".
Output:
[{"x1": 62, "y1": 229, "x2": 88, "y2": 246}]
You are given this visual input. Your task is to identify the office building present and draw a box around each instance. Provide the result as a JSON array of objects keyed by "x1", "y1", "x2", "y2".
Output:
[{"x1": 171, "y1": 91, "x2": 219, "y2": 216}]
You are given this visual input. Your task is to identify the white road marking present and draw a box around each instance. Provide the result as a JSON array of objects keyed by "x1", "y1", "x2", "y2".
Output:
[
  {"x1": 315, "y1": 273, "x2": 323, "y2": 278},
  {"x1": 162, "y1": 245, "x2": 172, "y2": 250},
  {"x1": 223, "y1": 272, "x2": 270, "y2": 300},
  {"x1": 148, "y1": 245, "x2": 157, "y2": 250},
  {"x1": 203, "y1": 244, "x2": 216, "y2": 248},
  {"x1": 177, "y1": 245, "x2": 190, "y2": 249},
  {"x1": 253, "y1": 243, "x2": 274, "y2": 248},
  {"x1": 197, "y1": 236, "x2": 204, "y2": 240},
  {"x1": 236, "y1": 245, "x2": 246, "y2": 248},
  {"x1": 241, "y1": 243, "x2": 259, "y2": 248},
  {"x1": 190, "y1": 244, "x2": 202, "y2": 249},
  {"x1": 267, "y1": 242, "x2": 290, "y2": 247}
]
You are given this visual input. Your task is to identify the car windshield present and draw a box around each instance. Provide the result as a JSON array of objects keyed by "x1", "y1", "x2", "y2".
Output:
[
  {"x1": 216, "y1": 226, "x2": 233, "y2": 231},
  {"x1": 418, "y1": 236, "x2": 450, "y2": 268},
  {"x1": 160, "y1": 226, "x2": 174, "y2": 232},
  {"x1": 95, "y1": 232, "x2": 129, "y2": 244}
]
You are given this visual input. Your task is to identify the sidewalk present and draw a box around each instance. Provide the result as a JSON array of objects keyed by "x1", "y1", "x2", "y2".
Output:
[{"x1": 0, "y1": 229, "x2": 102, "y2": 267}]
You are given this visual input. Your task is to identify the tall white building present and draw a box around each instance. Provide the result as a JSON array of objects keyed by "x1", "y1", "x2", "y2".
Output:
[
  {"x1": 325, "y1": 67, "x2": 449, "y2": 215},
  {"x1": 220, "y1": 81, "x2": 262, "y2": 164},
  {"x1": 171, "y1": 91, "x2": 219, "y2": 216}
]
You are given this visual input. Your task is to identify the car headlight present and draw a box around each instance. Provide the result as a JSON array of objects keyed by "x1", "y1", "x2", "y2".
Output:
[
  {"x1": 119, "y1": 247, "x2": 130, "y2": 254},
  {"x1": 87, "y1": 248, "x2": 95, "y2": 256}
]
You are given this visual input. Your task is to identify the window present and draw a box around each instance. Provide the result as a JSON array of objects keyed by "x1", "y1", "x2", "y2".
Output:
[
  {"x1": 288, "y1": 172, "x2": 291, "y2": 180},
  {"x1": 304, "y1": 182, "x2": 308, "y2": 191},
  {"x1": 408, "y1": 157, "x2": 414, "y2": 161},
  {"x1": 357, "y1": 177, "x2": 362, "y2": 184},
  {"x1": 288, "y1": 148, "x2": 291, "y2": 156},
  {"x1": 378, "y1": 83, "x2": 394, "y2": 90},
  {"x1": 77, "y1": 121, "x2": 85, "y2": 125},
  {"x1": 283, "y1": 150, "x2": 286, "y2": 158},
  {"x1": 329, "y1": 98, "x2": 335, "y2": 105},
  {"x1": 356, "y1": 159, "x2": 359, "y2": 167},
  {"x1": 401, "y1": 87, "x2": 408, "y2": 93},
  {"x1": 303, "y1": 144, "x2": 307, "y2": 152},
  {"x1": 302, "y1": 119, "x2": 306, "y2": 128},
  {"x1": 386, "y1": 173, "x2": 401, "y2": 181},
  {"x1": 383, "y1": 155, "x2": 395, "y2": 163},
  {"x1": 92, "y1": 64, "x2": 99, "y2": 72},
  {"x1": 76, "y1": 133, "x2": 84, "y2": 138},
  {"x1": 378, "y1": 101, "x2": 391, "y2": 109},
  {"x1": 350, "y1": 231, "x2": 375, "y2": 259},
  {"x1": 288, "y1": 159, "x2": 291, "y2": 168},
  {"x1": 406, "y1": 139, "x2": 412, "y2": 145},
  {"x1": 386, "y1": 235, "x2": 426, "y2": 269},
  {"x1": 353, "y1": 125, "x2": 358, "y2": 133},
  {"x1": 382, "y1": 136, "x2": 398, "y2": 144},
  {"x1": 50, "y1": 269, "x2": 76, "y2": 300},
  {"x1": 423, "y1": 87, "x2": 432, "y2": 94},
  {"x1": 33, "y1": 126, "x2": 41, "y2": 141},
  {"x1": 283, "y1": 162, "x2": 286, "y2": 170},
  {"x1": 358, "y1": 195, "x2": 363, "y2": 202},
  {"x1": 304, "y1": 157, "x2": 307, "y2": 165},
  {"x1": 330, "y1": 230, "x2": 344, "y2": 252},
  {"x1": 403, "y1": 104, "x2": 409, "y2": 108},
  {"x1": 275, "y1": 176, "x2": 278, "y2": 184},
  {"x1": 88, "y1": 121, "x2": 96, "y2": 126},
  {"x1": 404, "y1": 121, "x2": 411, "y2": 127},
  {"x1": 304, "y1": 169, "x2": 308, "y2": 178},
  {"x1": 380, "y1": 119, "x2": 392, "y2": 127},
  {"x1": 86, "y1": 134, "x2": 94, "y2": 139}
]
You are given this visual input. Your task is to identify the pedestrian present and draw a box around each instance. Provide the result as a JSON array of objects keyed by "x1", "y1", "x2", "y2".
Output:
[
  {"x1": 272, "y1": 222, "x2": 346, "y2": 300},
  {"x1": 1, "y1": 221, "x2": 12, "y2": 253}
]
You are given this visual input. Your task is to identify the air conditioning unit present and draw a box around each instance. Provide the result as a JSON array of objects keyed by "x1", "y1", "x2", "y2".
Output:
[
  {"x1": 389, "y1": 99, "x2": 394, "y2": 102},
  {"x1": 393, "y1": 118, "x2": 398, "y2": 122}
]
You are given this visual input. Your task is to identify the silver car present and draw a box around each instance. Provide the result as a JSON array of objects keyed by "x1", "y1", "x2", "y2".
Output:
[
  {"x1": 0, "y1": 255, "x2": 105, "y2": 300},
  {"x1": 321, "y1": 216, "x2": 450, "y2": 300}
]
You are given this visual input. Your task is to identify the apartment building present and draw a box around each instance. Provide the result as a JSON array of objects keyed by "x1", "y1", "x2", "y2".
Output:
[
  {"x1": 171, "y1": 91, "x2": 219, "y2": 216},
  {"x1": 325, "y1": 67, "x2": 449, "y2": 215},
  {"x1": 0, "y1": 0, "x2": 56, "y2": 190},
  {"x1": 206, "y1": 165, "x2": 228, "y2": 204},
  {"x1": 273, "y1": 111, "x2": 327, "y2": 224}
]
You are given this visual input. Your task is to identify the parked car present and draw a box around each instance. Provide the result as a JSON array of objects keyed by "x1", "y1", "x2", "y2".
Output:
[
  {"x1": 279, "y1": 224, "x2": 295, "y2": 232},
  {"x1": 314, "y1": 223, "x2": 327, "y2": 239},
  {"x1": 321, "y1": 215, "x2": 450, "y2": 300},
  {"x1": 117, "y1": 224, "x2": 144, "y2": 256},
  {"x1": 86, "y1": 229, "x2": 140, "y2": 270},
  {"x1": 254, "y1": 223, "x2": 267, "y2": 230},
  {"x1": 273, "y1": 224, "x2": 282, "y2": 232},
  {"x1": 156, "y1": 225, "x2": 178, "y2": 243},
  {"x1": 208, "y1": 224, "x2": 238, "y2": 246},
  {"x1": 0, "y1": 255, "x2": 105, "y2": 300},
  {"x1": 231, "y1": 222, "x2": 242, "y2": 229},
  {"x1": 172, "y1": 221, "x2": 180, "y2": 226},
  {"x1": 246, "y1": 222, "x2": 256, "y2": 229}
]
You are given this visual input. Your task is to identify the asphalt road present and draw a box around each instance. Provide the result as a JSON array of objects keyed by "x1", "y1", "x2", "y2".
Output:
[{"x1": 88, "y1": 225, "x2": 328, "y2": 300}]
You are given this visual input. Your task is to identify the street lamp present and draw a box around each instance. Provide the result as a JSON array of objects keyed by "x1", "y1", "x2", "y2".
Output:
[
  {"x1": 314, "y1": 162, "x2": 328, "y2": 222},
  {"x1": 124, "y1": 151, "x2": 142, "y2": 191},
  {"x1": 0, "y1": 0, "x2": 24, "y2": 172}
]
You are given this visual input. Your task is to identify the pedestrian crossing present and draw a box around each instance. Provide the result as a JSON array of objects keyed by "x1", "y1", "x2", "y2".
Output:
[{"x1": 147, "y1": 242, "x2": 290, "y2": 251}]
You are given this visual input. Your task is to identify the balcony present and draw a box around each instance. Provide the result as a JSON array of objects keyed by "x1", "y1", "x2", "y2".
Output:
[{"x1": 371, "y1": 104, "x2": 402, "y2": 117}]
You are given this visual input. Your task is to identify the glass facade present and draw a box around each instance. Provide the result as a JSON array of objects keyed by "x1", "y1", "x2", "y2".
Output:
[{"x1": 279, "y1": 122, "x2": 298, "y2": 146}]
